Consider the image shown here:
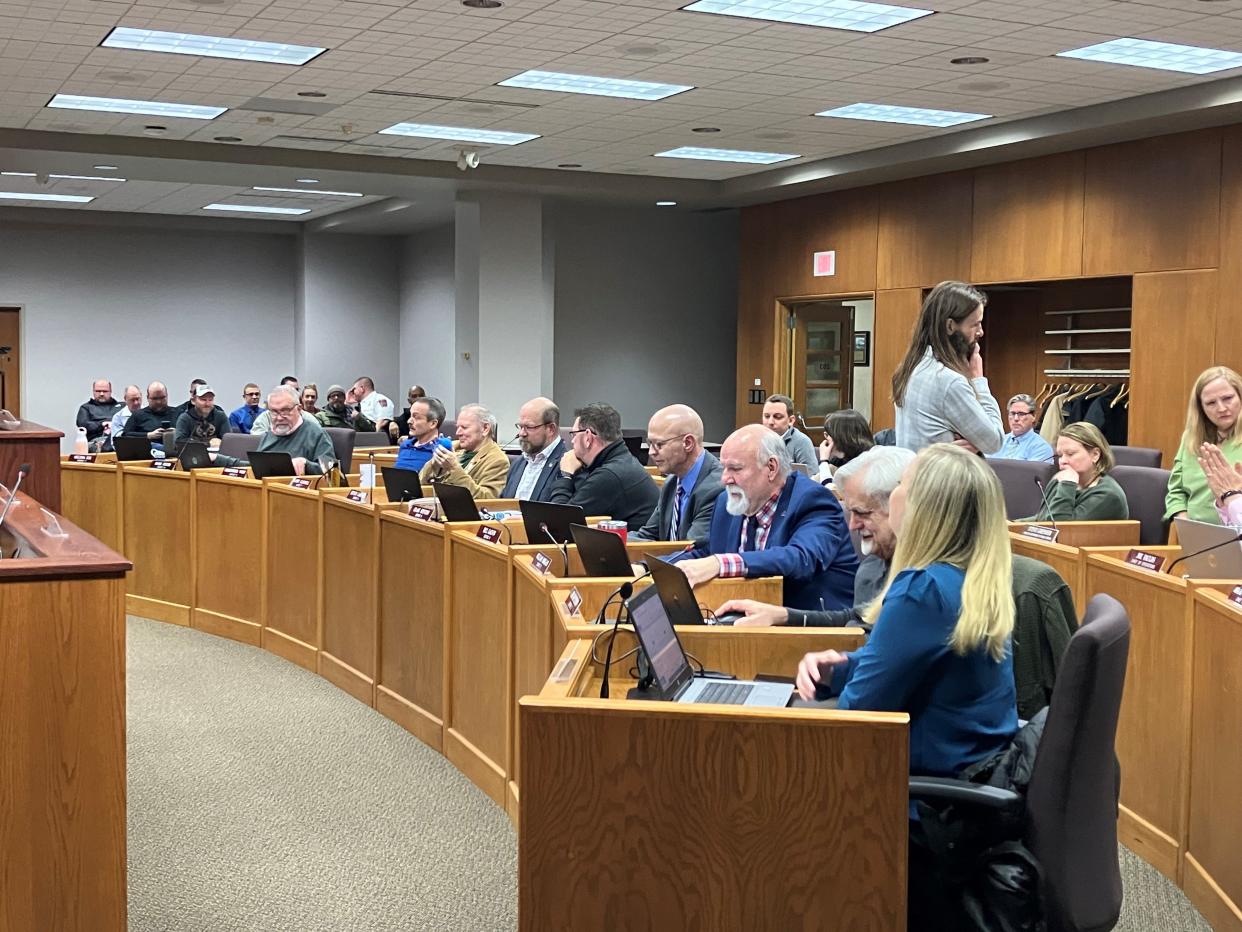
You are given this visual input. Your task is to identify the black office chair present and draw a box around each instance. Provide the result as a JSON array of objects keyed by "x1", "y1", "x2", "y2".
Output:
[
  {"x1": 218, "y1": 432, "x2": 261, "y2": 459},
  {"x1": 321, "y1": 427, "x2": 356, "y2": 476},
  {"x1": 910, "y1": 595, "x2": 1129, "y2": 932},
  {"x1": 988, "y1": 459, "x2": 1057, "y2": 520},
  {"x1": 353, "y1": 431, "x2": 389, "y2": 449},
  {"x1": 1111, "y1": 446, "x2": 1162, "y2": 469},
  {"x1": 1109, "y1": 465, "x2": 1172, "y2": 546}
]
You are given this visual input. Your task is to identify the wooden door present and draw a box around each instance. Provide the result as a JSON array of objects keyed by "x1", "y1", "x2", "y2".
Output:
[
  {"x1": 791, "y1": 303, "x2": 853, "y2": 423},
  {"x1": 0, "y1": 308, "x2": 20, "y2": 417}
]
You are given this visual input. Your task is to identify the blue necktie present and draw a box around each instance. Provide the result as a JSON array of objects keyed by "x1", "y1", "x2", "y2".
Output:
[
  {"x1": 671, "y1": 482, "x2": 686, "y2": 539},
  {"x1": 743, "y1": 516, "x2": 758, "y2": 552}
]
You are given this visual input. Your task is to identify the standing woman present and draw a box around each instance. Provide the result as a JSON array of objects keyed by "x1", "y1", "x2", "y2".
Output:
[
  {"x1": 1026, "y1": 422, "x2": 1129, "y2": 521},
  {"x1": 892, "y1": 281, "x2": 1004, "y2": 455},
  {"x1": 1166, "y1": 366, "x2": 1242, "y2": 524}
]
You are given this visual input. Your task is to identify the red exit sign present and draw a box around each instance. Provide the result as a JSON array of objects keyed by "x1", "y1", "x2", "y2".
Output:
[{"x1": 813, "y1": 250, "x2": 836, "y2": 277}]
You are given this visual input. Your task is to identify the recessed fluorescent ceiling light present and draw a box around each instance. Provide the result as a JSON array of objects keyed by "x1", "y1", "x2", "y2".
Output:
[
  {"x1": 48, "y1": 94, "x2": 226, "y2": 119},
  {"x1": 655, "y1": 146, "x2": 798, "y2": 164},
  {"x1": 498, "y1": 70, "x2": 692, "y2": 100},
  {"x1": 253, "y1": 186, "x2": 363, "y2": 196},
  {"x1": 2, "y1": 172, "x2": 125, "y2": 181},
  {"x1": 378, "y1": 122, "x2": 539, "y2": 145},
  {"x1": 0, "y1": 192, "x2": 94, "y2": 203},
  {"x1": 816, "y1": 102, "x2": 990, "y2": 126},
  {"x1": 203, "y1": 203, "x2": 310, "y2": 215},
  {"x1": 1056, "y1": 38, "x2": 1242, "y2": 74},
  {"x1": 682, "y1": 0, "x2": 931, "y2": 32},
  {"x1": 102, "y1": 27, "x2": 326, "y2": 65}
]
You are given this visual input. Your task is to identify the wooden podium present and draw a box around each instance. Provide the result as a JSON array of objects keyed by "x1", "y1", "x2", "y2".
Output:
[
  {"x1": 0, "y1": 489, "x2": 129, "y2": 932},
  {"x1": 0, "y1": 420, "x2": 63, "y2": 511}
]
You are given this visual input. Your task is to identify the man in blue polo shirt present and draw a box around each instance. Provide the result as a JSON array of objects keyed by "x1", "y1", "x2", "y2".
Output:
[
  {"x1": 229, "y1": 383, "x2": 263, "y2": 433},
  {"x1": 394, "y1": 396, "x2": 452, "y2": 472},
  {"x1": 986, "y1": 393, "x2": 1055, "y2": 464}
]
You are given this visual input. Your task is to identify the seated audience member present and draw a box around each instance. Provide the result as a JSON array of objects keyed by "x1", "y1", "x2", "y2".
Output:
[
  {"x1": 501, "y1": 397, "x2": 565, "y2": 502},
  {"x1": 671, "y1": 423, "x2": 858, "y2": 610},
  {"x1": 280, "y1": 375, "x2": 299, "y2": 391},
  {"x1": 218, "y1": 386, "x2": 333, "y2": 475},
  {"x1": 352, "y1": 377, "x2": 394, "y2": 432},
  {"x1": 419, "y1": 404, "x2": 509, "y2": 498},
  {"x1": 718, "y1": 446, "x2": 914, "y2": 626},
  {"x1": 547, "y1": 403, "x2": 659, "y2": 531},
  {"x1": 388, "y1": 385, "x2": 427, "y2": 442},
  {"x1": 175, "y1": 385, "x2": 231, "y2": 445},
  {"x1": 817, "y1": 408, "x2": 874, "y2": 482},
  {"x1": 123, "y1": 382, "x2": 176, "y2": 439},
  {"x1": 1166, "y1": 365, "x2": 1242, "y2": 524},
  {"x1": 986, "y1": 393, "x2": 1055, "y2": 464},
  {"x1": 1197, "y1": 442, "x2": 1242, "y2": 528},
  {"x1": 300, "y1": 384, "x2": 320, "y2": 416},
  {"x1": 171, "y1": 379, "x2": 207, "y2": 420},
  {"x1": 316, "y1": 386, "x2": 376, "y2": 432},
  {"x1": 76, "y1": 379, "x2": 122, "y2": 451},
  {"x1": 632, "y1": 404, "x2": 723, "y2": 542},
  {"x1": 1025, "y1": 421, "x2": 1128, "y2": 521},
  {"x1": 793, "y1": 443, "x2": 1018, "y2": 776},
  {"x1": 229, "y1": 384, "x2": 263, "y2": 434},
  {"x1": 252, "y1": 377, "x2": 314, "y2": 434},
  {"x1": 393, "y1": 396, "x2": 452, "y2": 472},
  {"x1": 761, "y1": 393, "x2": 817, "y2": 470},
  {"x1": 106, "y1": 384, "x2": 142, "y2": 451}
]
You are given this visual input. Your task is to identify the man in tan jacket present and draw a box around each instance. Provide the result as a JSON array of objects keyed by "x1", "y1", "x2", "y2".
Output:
[{"x1": 420, "y1": 403, "x2": 509, "y2": 499}]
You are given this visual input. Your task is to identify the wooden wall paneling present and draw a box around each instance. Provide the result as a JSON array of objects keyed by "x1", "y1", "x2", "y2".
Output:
[
  {"x1": 1130, "y1": 270, "x2": 1218, "y2": 466},
  {"x1": 1084, "y1": 130, "x2": 1222, "y2": 275},
  {"x1": 871, "y1": 288, "x2": 923, "y2": 432},
  {"x1": 1216, "y1": 125, "x2": 1242, "y2": 369},
  {"x1": 980, "y1": 287, "x2": 1042, "y2": 423},
  {"x1": 877, "y1": 172, "x2": 973, "y2": 290},
  {"x1": 972, "y1": 152, "x2": 1085, "y2": 283}
]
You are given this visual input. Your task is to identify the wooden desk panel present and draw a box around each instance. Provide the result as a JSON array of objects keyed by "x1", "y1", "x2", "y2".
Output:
[
  {"x1": 1008, "y1": 520, "x2": 1140, "y2": 549},
  {"x1": 319, "y1": 496, "x2": 379, "y2": 706},
  {"x1": 1183, "y1": 589, "x2": 1242, "y2": 932},
  {"x1": 120, "y1": 466, "x2": 192, "y2": 625},
  {"x1": 192, "y1": 474, "x2": 263, "y2": 646},
  {"x1": 0, "y1": 420, "x2": 63, "y2": 512},
  {"x1": 262, "y1": 482, "x2": 321, "y2": 671},
  {"x1": 60, "y1": 460, "x2": 121, "y2": 553}
]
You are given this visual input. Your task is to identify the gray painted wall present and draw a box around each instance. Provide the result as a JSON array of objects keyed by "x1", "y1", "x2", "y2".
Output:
[{"x1": 399, "y1": 225, "x2": 456, "y2": 413}]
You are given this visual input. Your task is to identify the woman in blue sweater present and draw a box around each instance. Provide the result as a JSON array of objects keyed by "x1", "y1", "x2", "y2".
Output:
[{"x1": 795, "y1": 442, "x2": 1018, "y2": 778}]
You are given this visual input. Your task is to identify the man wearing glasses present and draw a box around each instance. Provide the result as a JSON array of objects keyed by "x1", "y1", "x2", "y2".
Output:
[
  {"x1": 986, "y1": 394, "x2": 1055, "y2": 464},
  {"x1": 501, "y1": 397, "x2": 565, "y2": 502},
  {"x1": 229, "y1": 383, "x2": 264, "y2": 434},
  {"x1": 232, "y1": 385, "x2": 334, "y2": 476},
  {"x1": 631, "y1": 404, "x2": 722, "y2": 543}
]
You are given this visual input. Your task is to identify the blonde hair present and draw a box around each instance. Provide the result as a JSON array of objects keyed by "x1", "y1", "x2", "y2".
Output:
[
  {"x1": 862, "y1": 444, "x2": 1014, "y2": 661},
  {"x1": 1057, "y1": 421, "x2": 1113, "y2": 481},
  {"x1": 1183, "y1": 366, "x2": 1242, "y2": 452}
]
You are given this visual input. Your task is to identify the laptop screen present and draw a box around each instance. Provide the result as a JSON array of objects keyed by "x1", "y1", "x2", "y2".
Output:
[{"x1": 627, "y1": 585, "x2": 693, "y2": 698}]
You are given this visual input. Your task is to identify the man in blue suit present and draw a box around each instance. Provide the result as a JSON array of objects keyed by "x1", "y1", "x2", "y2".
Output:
[
  {"x1": 673, "y1": 423, "x2": 858, "y2": 610},
  {"x1": 501, "y1": 396, "x2": 565, "y2": 502}
]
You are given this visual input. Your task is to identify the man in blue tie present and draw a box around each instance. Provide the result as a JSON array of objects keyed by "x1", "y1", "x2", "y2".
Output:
[
  {"x1": 631, "y1": 404, "x2": 723, "y2": 544},
  {"x1": 671, "y1": 423, "x2": 858, "y2": 611}
]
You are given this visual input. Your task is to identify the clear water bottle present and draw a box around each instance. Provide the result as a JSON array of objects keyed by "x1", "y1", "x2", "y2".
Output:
[{"x1": 73, "y1": 426, "x2": 88, "y2": 455}]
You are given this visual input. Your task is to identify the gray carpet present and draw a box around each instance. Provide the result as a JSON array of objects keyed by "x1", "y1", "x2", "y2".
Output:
[{"x1": 127, "y1": 616, "x2": 1211, "y2": 932}]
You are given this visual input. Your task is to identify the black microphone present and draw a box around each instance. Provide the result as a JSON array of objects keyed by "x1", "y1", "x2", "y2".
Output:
[
  {"x1": 1033, "y1": 476, "x2": 1058, "y2": 536},
  {"x1": 1166, "y1": 531, "x2": 1242, "y2": 577},
  {"x1": 599, "y1": 580, "x2": 636, "y2": 700},
  {"x1": 0, "y1": 463, "x2": 31, "y2": 557},
  {"x1": 540, "y1": 521, "x2": 570, "y2": 577}
]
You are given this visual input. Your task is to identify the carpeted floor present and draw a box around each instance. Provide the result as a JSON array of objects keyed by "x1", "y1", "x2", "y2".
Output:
[{"x1": 126, "y1": 616, "x2": 1211, "y2": 932}]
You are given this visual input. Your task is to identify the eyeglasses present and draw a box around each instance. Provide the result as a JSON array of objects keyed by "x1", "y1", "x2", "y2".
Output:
[
  {"x1": 515, "y1": 421, "x2": 552, "y2": 433},
  {"x1": 269, "y1": 406, "x2": 298, "y2": 418},
  {"x1": 647, "y1": 434, "x2": 688, "y2": 453},
  {"x1": 1008, "y1": 410, "x2": 1035, "y2": 418},
  {"x1": 569, "y1": 427, "x2": 593, "y2": 437}
]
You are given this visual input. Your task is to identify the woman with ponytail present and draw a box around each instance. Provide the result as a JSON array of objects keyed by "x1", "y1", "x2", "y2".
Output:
[{"x1": 795, "y1": 442, "x2": 1018, "y2": 777}]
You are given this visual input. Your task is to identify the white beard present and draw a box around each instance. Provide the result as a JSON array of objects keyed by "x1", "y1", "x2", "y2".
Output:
[
  {"x1": 725, "y1": 487, "x2": 751, "y2": 516},
  {"x1": 858, "y1": 535, "x2": 875, "y2": 556}
]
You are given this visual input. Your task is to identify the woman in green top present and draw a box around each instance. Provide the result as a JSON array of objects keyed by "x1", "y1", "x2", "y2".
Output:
[
  {"x1": 1027, "y1": 421, "x2": 1129, "y2": 521},
  {"x1": 1165, "y1": 366, "x2": 1242, "y2": 525}
]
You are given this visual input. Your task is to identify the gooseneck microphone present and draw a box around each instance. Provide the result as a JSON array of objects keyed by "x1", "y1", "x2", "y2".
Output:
[
  {"x1": 1166, "y1": 531, "x2": 1242, "y2": 577},
  {"x1": 599, "y1": 581, "x2": 636, "y2": 699},
  {"x1": 1033, "y1": 476, "x2": 1059, "y2": 535},
  {"x1": 0, "y1": 463, "x2": 31, "y2": 558},
  {"x1": 540, "y1": 521, "x2": 570, "y2": 577}
]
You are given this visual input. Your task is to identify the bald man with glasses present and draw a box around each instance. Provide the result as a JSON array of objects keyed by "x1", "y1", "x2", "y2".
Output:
[
  {"x1": 986, "y1": 393, "x2": 1055, "y2": 464},
  {"x1": 631, "y1": 404, "x2": 723, "y2": 543}
]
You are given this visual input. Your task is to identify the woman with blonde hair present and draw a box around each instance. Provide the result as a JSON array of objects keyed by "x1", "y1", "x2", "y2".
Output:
[
  {"x1": 795, "y1": 443, "x2": 1018, "y2": 778},
  {"x1": 1166, "y1": 365, "x2": 1242, "y2": 524},
  {"x1": 1026, "y1": 421, "x2": 1128, "y2": 521}
]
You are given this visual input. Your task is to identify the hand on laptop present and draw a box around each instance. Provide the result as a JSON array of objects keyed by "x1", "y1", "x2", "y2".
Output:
[
  {"x1": 676, "y1": 555, "x2": 720, "y2": 588},
  {"x1": 291, "y1": 456, "x2": 307, "y2": 477},
  {"x1": 717, "y1": 599, "x2": 787, "y2": 627},
  {"x1": 795, "y1": 649, "x2": 849, "y2": 701}
]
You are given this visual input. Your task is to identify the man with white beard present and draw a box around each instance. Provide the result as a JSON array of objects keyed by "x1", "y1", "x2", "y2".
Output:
[
  {"x1": 714, "y1": 446, "x2": 914, "y2": 626},
  {"x1": 670, "y1": 423, "x2": 858, "y2": 611},
  {"x1": 217, "y1": 385, "x2": 335, "y2": 476}
]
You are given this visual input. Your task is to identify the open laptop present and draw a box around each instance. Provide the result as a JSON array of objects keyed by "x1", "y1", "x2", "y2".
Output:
[
  {"x1": 113, "y1": 435, "x2": 153, "y2": 461},
  {"x1": 382, "y1": 466, "x2": 423, "y2": 503},
  {"x1": 177, "y1": 441, "x2": 212, "y2": 471},
  {"x1": 626, "y1": 584, "x2": 792, "y2": 707},
  {"x1": 248, "y1": 450, "x2": 296, "y2": 479},
  {"x1": 570, "y1": 523, "x2": 633, "y2": 577},
  {"x1": 1173, "y1": 517, "x2": 1242, "y2": 578},
  {"x1": 521, "y1": 500, "x2": 587, "y2": 545},
  {"x1": 646, "y1": 554, "x2": 743, "y2": 626},
  {"x1": 433, "y1": 481, "x2": 482, "y2": 522}
]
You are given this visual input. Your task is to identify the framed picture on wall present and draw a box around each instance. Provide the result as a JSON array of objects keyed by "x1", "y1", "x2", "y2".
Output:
[{"x1": 853, "y1": 332, "x2": 871, "y2": 367}]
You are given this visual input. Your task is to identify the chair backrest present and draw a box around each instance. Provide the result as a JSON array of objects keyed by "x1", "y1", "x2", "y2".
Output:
[
  {"x1": 353, "y1": 431, "x2": 389, "y2": 449},
  {"x1": 1009, "y1": 555, "x2": 1078, "y2": 720},
  {"x1": 1111, "y1": 446, "x2": 1162, "y2": 468},
  {"x1": 988, "y1": 459, "x2": 1057, "y2": 520},
  {"x1": 1109, "y1": 465, "x2": 1172, "y2": 546},
  {"x1": 1025, "y1": 594, "x2": 1129, "y2": 932},
  {"x1": 440, "y1": 419, "x2": 456, "y2": 441},
  {"x1": 218, "y1": 432, "x2": 261, "y2": 459},
  {"x1": 872, "y1": 428, "x2": 897, "y2": 447},
  {"x1": 321, "y1": 427, "x2": 356, "y2": 475}
]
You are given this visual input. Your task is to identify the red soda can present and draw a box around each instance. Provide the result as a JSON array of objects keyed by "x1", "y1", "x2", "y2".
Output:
[{"x1": 597, "y1": 519, "x2": 628, "y2": 544}]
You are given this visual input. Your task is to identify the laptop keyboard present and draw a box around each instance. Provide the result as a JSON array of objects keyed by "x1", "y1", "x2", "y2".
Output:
[{"x1": 695, "y1": 681, "x2": 752, "y2": 705}]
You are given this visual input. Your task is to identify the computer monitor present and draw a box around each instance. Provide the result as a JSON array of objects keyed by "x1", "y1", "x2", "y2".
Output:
[
  {"x1": 248, "y1": 451, "x2": 296, "y2": 479},
  {"x1": 381, "y1": 466, "x2": 423, "y2": 503},
  {"x1": 177, "y1": 442, "x2": 212, "y2": 470},
  {"x1": 570, "y1": 523, "x2": 633, "y2": 577},
  {"x1": 432, "y1": 481, "x2": 481, "y2": 522},
  {"x1": 113, "y1": 435, "x2": 153, "y2": 461},
  {"x1": 520, "y1": 500, "x2": 587, "y2": 545}
]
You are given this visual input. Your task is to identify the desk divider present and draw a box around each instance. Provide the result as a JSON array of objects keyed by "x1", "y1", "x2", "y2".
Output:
[
  {"x1": 262, "y1": 478, "x2": 327, "y2": 671},
  {"x1": 191, "y1": 469, "x2": 265, "y2": 646},
  {"x1": 120, "y1": 463, "x2": 193, "y2": 626},
  {"x1": 60, "y1": 456, "x2": 124, "y2": 552},
  {"x1": 1008, "y1": 521, "x2": 1142, "y2": 612}
]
